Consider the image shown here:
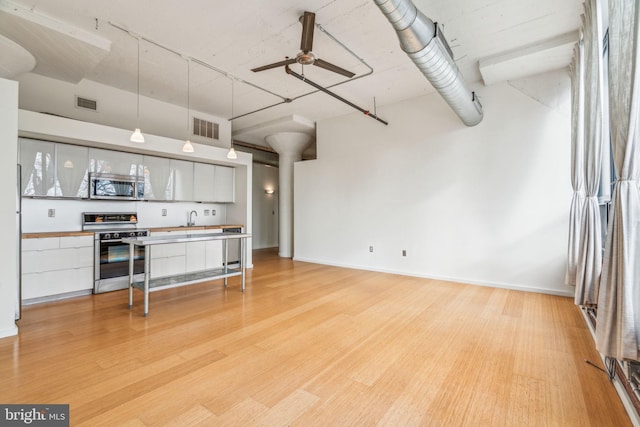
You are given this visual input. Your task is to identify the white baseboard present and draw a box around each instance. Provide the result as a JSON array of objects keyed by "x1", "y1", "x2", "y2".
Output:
[
  {"x1": 292, "y1": 256, "x2": 575, "y2": 297},
  {"x1": 0, "y1": 324, "x2": 18, "y2": 339}
]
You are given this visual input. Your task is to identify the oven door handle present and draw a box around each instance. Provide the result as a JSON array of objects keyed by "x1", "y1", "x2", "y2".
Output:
[{"x1": 100, "y1": 239, "x2": 130, "y2": 243}]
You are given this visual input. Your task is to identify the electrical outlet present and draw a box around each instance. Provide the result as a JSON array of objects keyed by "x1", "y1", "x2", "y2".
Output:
[
  {"x1": 402, "y1": 250, "x2": 407, "y2": 257},
  {"x1": 369, "y1": 246, "x2": 374, "y2": 253},
  {"x1": 204, "y1": 209, "x2": 210, "y2": 216},
  {"x1": 212, "y1": 209, "x2": 216, "y2": 216},
  {"x1": 48, "y1": 209, "x2": 55, "y2": 218},
  {"x1": 161, "y1": 209, "x2": 167, "y2": 216}
]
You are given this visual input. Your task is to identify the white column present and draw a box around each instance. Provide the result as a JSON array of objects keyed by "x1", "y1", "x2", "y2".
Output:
[{"x1": 266, "y1": 132, "x2": 311, "y2": 258}]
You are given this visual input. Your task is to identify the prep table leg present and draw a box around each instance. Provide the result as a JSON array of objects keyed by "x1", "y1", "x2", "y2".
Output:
[
  {"x1": 241, "y1": 236, "x2": 245, "y2": 293},
  {"x1": 144, "y1": 245, "x2": 150, "y2": 316},
  {"x1": 223, "y1": 239, "x2": 228, "y2": 288},
  {"x1": 128, "y1": 243, "x2": 134, "y2": 309}
]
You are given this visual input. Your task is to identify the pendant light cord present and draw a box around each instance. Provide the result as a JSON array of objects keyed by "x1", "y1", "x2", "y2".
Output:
[
  {"x1": 136, "y1": 37, "x2": 140, "y2": 128},
  {"x1": 186, "y1": 58, "x2": 190, "y2": 138}
]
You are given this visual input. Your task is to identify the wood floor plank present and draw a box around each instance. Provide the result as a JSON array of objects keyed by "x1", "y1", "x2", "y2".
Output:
[{"x1": 0, "y1": 248, "x2": 632, "y2": 426}]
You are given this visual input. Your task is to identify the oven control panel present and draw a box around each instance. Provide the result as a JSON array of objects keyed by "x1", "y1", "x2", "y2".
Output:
[{"x1": 99, "y1": 230, "x2": 148, "y2": 241}]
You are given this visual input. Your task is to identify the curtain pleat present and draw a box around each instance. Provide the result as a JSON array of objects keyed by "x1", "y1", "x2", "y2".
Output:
[
  {"x1": 595, "y1": 0, "x2": 640, "y2": 360},
  {"x1": 566, "y1": 45, "x2": 586, "y2": 286},
  {"x1": 575, "y1": 0, "x2": 605, "y2": 307}
]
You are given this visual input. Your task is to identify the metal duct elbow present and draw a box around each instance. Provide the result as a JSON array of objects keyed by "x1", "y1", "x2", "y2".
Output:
[{"x1": 373, "y1": 0, "x2": 483, "y2": 126}]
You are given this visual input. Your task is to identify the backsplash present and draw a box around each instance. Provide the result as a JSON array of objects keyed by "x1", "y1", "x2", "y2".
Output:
[{"x1": 21, "y1": 198, "x2": 227, "y2": 233}]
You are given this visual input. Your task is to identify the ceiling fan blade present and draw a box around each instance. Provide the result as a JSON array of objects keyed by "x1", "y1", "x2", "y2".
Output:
[
  {"x1": 300, "y1": 11, "x2": 315, "y2": 53},
  {"x1": 251, "y1": 58, "x2": 297, "y2": 72},
  {"x1": 314, "y1": 58, "x2": 355, "y2": 78}
]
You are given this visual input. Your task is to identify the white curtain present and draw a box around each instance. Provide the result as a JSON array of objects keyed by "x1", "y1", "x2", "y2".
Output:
[
  {"x1": 575, "y1": 0, "x2": 605, "y2": 307},
  {"x1": 566, "y1": 43, "x2": 586, "y2": 287},
  {"x1": 595, "y1": 0, "x2": 640, "y2": 360}
]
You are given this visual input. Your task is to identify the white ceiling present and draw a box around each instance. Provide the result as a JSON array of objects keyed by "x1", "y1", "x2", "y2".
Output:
[{"x1": 0, "y1": 0, "x2": 582, "y2": 147}]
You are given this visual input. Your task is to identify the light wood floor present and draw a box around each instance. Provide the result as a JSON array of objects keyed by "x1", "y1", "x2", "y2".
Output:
[{"x1": 0, "y1": 248, "x2": 631, "y2": 426}]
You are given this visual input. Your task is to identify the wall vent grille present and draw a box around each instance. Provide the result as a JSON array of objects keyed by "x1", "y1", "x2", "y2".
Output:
[
  {"x1": 193, "y1": 117, "x2": 219, "y2": 140},
  {"x1": 75, "y1": 96, "x2": 97, "y2": 111}
]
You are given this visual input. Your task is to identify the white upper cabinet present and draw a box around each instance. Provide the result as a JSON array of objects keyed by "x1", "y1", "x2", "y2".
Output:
[
  {"x1": 18, "y1": 139, "x2": 234, "y2": 203},
  {"x1": 55, "y1": 144, "x2": 89, "y2": 198},
  {"x1": 89, "y1": 148, "x2": 142, "y2": 176},
  {"x1": 193, "y1": 164, "x2": 235, "y2": 202},
  {"x1": 171, "y1": 159, "x2": 194, "y2": 201},
  {"x1": 19, "y1": 139, "x2": 89, "y2": 198},
  {"x1": 193, "y1": 163, "x2": 215, "y2": 202},
  {"x1": 19, "y1": 138, "x2": 56, "y2": 197},
  {"x1": 214, "y1": 166, "x2": 235, "y2": 202},
  {"x1": 142, "y1": 155, "x2": 173, "y2": 201}
]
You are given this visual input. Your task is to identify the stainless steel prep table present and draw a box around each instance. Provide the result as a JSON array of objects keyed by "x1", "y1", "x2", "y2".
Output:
[{"x1": 123, "y1": 231, "x2": 251, "y2": 316}]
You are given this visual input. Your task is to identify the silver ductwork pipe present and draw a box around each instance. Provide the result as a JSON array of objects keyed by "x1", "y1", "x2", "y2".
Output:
[{"x1": 373, "y1": 0, "x2": 483, "y2": 126}]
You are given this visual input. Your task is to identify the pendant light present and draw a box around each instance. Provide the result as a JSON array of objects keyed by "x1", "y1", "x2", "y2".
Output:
[
  {"x1": 130, "y1": 36, "x2": 145, "y2": 143},
  {"x1": 182, "y1": 58, "x2": 194, "y2": 153},
  {"x1": 227, "y1": 78, "x2": 237, "y2": 159}
]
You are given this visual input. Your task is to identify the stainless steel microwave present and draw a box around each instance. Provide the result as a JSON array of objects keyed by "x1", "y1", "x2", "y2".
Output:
[{"x1": 89, "y1": 173, "x2": 144, "y2": 200}]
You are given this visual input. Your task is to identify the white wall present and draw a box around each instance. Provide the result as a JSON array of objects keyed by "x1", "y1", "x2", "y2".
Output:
[
  {"x1": 252, "y1": 163, "x2": 279, "y2": 249},
  {"x1": 294, "y1": 70, "x2": 574, "y2": 296},
  {"x1": 0, "y1": 78, "x2": 19, "y2": 338},
  {"x1": 16, "y1": 73, "x2": 232, "y2": 150}
]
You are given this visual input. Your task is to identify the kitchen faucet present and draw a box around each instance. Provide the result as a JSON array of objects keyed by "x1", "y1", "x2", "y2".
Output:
[{"x1": 187, "y1": 210, "x2": 197, "y2": 226}]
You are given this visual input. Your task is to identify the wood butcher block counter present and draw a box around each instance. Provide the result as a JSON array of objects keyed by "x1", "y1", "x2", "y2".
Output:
[
  {"x1": 22, "y1": 225, "x2": 243, "y2": 238},
  {"x1": 22, "y1": 231, "x2": 94, "y2": 239}
]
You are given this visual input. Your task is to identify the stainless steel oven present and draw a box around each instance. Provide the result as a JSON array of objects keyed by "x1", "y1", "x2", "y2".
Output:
[{"x1": 83, "y1": 212, "x2": 148, "y2": 293}]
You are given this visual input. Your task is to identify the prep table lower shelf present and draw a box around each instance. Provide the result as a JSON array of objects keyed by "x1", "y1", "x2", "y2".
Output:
[
  {"x1": 123, "y1": 231, "x2": 250, "y2": 316},
  {"x1": 130, "y1": 266, "x2": 242, "y2": 292}
]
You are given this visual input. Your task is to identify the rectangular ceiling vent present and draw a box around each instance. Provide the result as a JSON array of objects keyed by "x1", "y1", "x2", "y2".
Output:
[
  {"x1": 193, "y1": 117, "x2": 219, "y2": 141},
  {"x1": 75, "y1": 96, "x2": 97, "y2": 112}
]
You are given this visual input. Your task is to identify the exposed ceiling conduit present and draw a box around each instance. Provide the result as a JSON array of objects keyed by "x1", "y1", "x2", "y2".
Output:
[{"x1": 373, "y1": 0, "x2": 483, "y2": 126}]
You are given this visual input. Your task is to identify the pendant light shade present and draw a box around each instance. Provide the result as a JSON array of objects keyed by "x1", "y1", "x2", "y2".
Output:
[
  {"x1": 131, "y1": 37, "x2": 145, "y2": 143},
  {"x1": 227, "y1": 147, "x2": 237, "y2": 159},
  {"x1": 130, "y1": 128, "x2": 145, "y2": 143},
  {"x1": 182, "y1": 140, "x2": 194, "y2": 152}
]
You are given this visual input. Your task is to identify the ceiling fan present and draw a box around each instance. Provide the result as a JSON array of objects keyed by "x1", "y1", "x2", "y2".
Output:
[{"x1": 251, "y1": 11, "x2": 355, "y2": 78}]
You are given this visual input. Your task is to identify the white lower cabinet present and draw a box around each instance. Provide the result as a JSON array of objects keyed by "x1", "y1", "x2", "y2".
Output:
[
  {"x1": 22, "y1": 235, "x2": 94, "y2": 300},
  {"x1": 149, "y1": 230, "x2": 187, "y2": 279},
  {"x1": 184, "y1": 229, "x2": 223, "y2": 272}
]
